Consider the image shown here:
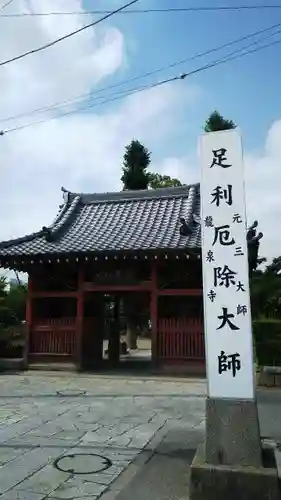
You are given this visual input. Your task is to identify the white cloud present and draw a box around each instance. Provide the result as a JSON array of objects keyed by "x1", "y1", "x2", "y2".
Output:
[
  {"x1": 1, "y1": 0, "x2": 124, "y2": 120},
  {"x1": 0, "y1": 0, "x2": 198, "y2": 244},
  {"x1": 244, "y1": 121, "x2": 281, "y2": 262},
  {"x1": 151, "y1": 154, "x2": 199, "y2": 185}
]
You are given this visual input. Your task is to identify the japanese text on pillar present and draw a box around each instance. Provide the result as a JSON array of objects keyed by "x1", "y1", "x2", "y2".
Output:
[{"x1": 200, "y1": 131, "x2": 254, "y2": 399}]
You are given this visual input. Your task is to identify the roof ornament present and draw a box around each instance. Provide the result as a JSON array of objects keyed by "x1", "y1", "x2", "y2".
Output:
[
  {"x1": 246, "y1": 220, "x2": 259, "y2": 241},
  {"x1": 179, "y1": 217, "x2": 192, "y2": 236},
  {"x1": 179, "y1": 212, "x2": 201, "y2": 237},
  {"x1": 42, "y1": 226, "x2": 53, "y2": 242},
  {"x1": 247, "y1": 220, "x2": 263, "y2": 274},
  {"x1": 61, "y1": 186, "x2": 70, "y2": 204}
]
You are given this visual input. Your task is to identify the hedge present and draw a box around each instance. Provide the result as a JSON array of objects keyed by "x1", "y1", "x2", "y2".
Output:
[{"x1": 253, "y1": 319, "x2": 281, "y2": 367}]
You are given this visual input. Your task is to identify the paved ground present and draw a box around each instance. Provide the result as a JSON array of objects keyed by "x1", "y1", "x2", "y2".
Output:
[
  {"x1": 0, "y1": 373, "x2": 279, "y2": 500},
  {"x1": 114, "y1": 426, "x2": 203, "y2": 500}
]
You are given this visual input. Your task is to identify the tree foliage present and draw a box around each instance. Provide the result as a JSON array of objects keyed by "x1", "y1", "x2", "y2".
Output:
[
  {"x1": 121, "y1": 139, "x2": 183, "y2": 191},
  {"x1": 5, "y1": 282, "x2": 27, "y2": 322},
  {"x1": 148, "y1": 173, "x2": 183, "y2": 189},
  {"x1": 0, "y1": 277, "x2": 27, "y2": 356},
  {"x1": 0, "y1": 277, "x2": 17, "y2": 327},
  {"x1": 251, "y1": 257, "x2": 281, "y2": 319},
  {"x1": 204, "y1": 110, "x2": 236, "y2": 132},
  {"x1": 121, "y1": 140, "x2": 151, "y2": 190}
]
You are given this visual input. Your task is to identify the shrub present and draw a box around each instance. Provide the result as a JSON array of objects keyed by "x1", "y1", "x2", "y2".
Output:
[
  {"x1": 253, "y1": 319, "x2": 281, "y2": 367},
  {"x1": 0, "y1": 324, "x2": 26, "y2": 358}
]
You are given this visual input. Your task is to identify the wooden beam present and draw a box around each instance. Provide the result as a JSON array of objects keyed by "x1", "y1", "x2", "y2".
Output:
[
  {"x1": 82, "y1": 283, "x2": 151, "y2": 292},
  {"x1": 30, "y1": 291, "x2": 78, "y2": 298},
  {"x1": 150, "y1": 261, "x2": 158, "y2": 364},
  {"x1": 157, "y1": 289, "x2": 202, "y2": 296}
]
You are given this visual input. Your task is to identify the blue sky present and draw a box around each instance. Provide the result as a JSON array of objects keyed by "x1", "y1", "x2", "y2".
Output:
[{"x1": 87, "y1": 0, "x2": 281, "y2": 155}]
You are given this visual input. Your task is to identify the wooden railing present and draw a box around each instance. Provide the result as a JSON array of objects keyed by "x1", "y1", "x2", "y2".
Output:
[
  {"x1": 157, "y1": 318, "x2": 205, "y2": 360},
  {"x1": 29, "y1": 318, "x2": 77, "y2": 356},
  {"x1": 34, "y1": 317, "x2": 76, "y2": 329}
]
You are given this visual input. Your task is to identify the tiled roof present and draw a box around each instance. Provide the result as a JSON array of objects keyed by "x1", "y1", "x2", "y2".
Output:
[{"x1": 0, "y1": 184, "x2": 201, "y2": 258}]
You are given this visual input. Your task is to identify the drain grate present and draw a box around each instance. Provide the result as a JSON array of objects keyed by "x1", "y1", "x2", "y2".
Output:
[{"x1": 54, "y1": 453, "x2": 112, "y2": 474}]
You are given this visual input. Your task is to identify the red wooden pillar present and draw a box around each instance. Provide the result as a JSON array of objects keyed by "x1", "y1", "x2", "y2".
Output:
[
  {"x1": 26, "y1": 275, "x2": 32, "y2": 326},
  {"x1": 150, "y1": 261, "x2": 158, "y2": 364},
  {"x1": 76, "y1": 266, "x2": 84, "y2": 370},
  {"x1": 24, "y1": 275, "x2": 33, "y2": 367}
]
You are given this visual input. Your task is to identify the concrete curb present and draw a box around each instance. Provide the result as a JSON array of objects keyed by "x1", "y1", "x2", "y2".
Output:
[
  {"x1": 21, "y1": 370, "x2": 207, "y2": 383},
  {"x1": 258, "y1": 367, "x2": 281, "y2": 387}
]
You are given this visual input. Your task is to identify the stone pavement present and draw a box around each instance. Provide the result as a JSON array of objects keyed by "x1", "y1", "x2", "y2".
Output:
[
  {"x1": 0, "y1": 373, "x2": 279, "y2": 500},
  {"x1": 0, "y1": 373, "x2": 206, "y2": 499},
  {"x1": 113, "y1": 426, "x2": 203, "y2": 500}
]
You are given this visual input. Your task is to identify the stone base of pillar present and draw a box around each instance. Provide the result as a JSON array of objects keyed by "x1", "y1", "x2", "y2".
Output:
[
  {"x1": 189, "y1": 398, "x2": 279, "y2": 500},
  {"x1": 205, "y1": 397, "x2": 262, "y2": 466},
  {"x1": 189, "y1": 443, "x2": 280, "y2": 500}
]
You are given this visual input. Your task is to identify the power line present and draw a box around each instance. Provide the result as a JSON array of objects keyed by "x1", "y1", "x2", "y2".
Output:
[
  {"x1": 3, "y1": 34, "x2": 281, "y2": 135},
  {"x1": 4, "y1": 77, "x2": 181, "y2": 133},
  {"x1": 0, "y1": 0, "x2": 13, "y2": 12},
  {"x1": 2, "y1": 5, "x2": 281, "y2": 16},
  {"x1": 0, "y1": 0, "x2": 140, "y2": 68},
  {"x1": 2, "y1": 21, "x2": 281, "y2": 124}
]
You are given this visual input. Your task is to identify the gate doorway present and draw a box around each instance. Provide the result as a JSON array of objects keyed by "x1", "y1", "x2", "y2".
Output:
[{"x1": 81, "y1": 291, "x2": 152, "y2": 372}]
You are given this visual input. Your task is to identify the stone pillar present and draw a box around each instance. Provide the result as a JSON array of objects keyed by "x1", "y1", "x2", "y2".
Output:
[
  {"x1": 205, "y1": 397, "x2": 262, "y2": 467},
  {"x1": 189, "y1": 128, "x2": 279, "y2": 500}
]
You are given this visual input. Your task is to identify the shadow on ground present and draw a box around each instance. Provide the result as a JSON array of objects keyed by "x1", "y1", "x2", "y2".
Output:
[{"x1": 115, "y1": 428, "x2": 204, "y2": 500}]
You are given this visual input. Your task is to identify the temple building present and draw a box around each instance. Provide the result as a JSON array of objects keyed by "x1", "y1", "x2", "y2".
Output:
[{"x1": 0, "y1": 184, "x2": 205, "y2": 373}]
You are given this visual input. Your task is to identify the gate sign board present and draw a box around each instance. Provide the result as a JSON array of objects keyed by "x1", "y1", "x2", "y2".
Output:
[{"x1": 200, "y1": 129, "x2": 254, "y2": 400}]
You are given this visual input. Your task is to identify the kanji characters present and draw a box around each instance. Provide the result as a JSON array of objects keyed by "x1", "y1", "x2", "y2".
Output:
[
  {"x1": 214, "y1": 265, "x2": 237, "y2": 288},
  {"x1": 210, "y1": 148, "x2": 232, "y2": 169},
  {"x1": 216, "y1": 307, "x2": 239, "y2": 331},
  {"x1": 234, "y1": 246, "x2": 244, "y2": 256},
  {"x1": 236, "y1": 281, "x2": 245, "y2": 292},
  {"x1": 207, "y1": 289, "x2": 216, "y2": 302},
  {"x1": 233, "y1": 213, "x2": 242, "y2": 224},
  {"x1": 204, "y1": 216, "x2": 214, "y2": 227},
  {"x1": 206, "y1": 250, "x2": 215, "y2": 262},
  {"x1": 237, "y1": 304, "x2": 247, "y2": 315},
  {"x1": 210, "y1": 184, "x2": 233, "y2": 207},
  {"x1": 213, "y1": 225, "x2": 235, "y2": 246},
  {"x1": 218, "y1": 350, "x2": 241, "y2": 378}
]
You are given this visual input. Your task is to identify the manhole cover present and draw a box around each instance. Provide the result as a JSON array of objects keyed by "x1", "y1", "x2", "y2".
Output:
[
  {"x1": 54, "y1": 453, "x2": 112, "y2": 474},
  {"x1": 56, "y1": 390, "x2": 87, "y2": 397}
]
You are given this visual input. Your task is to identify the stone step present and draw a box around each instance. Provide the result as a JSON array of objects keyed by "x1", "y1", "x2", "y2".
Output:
[{"x1": 28, "y1": 362, "x2": 76, "y2": 372}]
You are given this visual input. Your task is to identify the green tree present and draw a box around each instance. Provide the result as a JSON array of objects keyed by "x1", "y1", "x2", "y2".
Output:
[
  {"x1": 121, "y1": 140, "x2": 151, "y2": 190},
  {"x1": 0, "y1": 277, "x2": 26, "y2": 357},
  {"x1": 0, "y1": 277, "x2": 17, "y2": 327},
  {"x1": 251, "y1": 257, "x2": 281, "y2": 319},
  {"x1": 5, "y1": 282, "x2": 27, "y2": 322},
  {"x1": 148, "y1": 173, "x2": 183, "y2": 189},
  {"x1": 204, "y1": 110, "x2": 236, "y2": 132}
]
